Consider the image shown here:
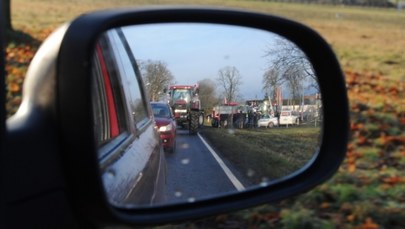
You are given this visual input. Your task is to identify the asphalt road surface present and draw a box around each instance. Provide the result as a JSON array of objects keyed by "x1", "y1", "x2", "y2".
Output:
[{"x1": 164, "y1": 129, "x2": 249, "y2": 204}]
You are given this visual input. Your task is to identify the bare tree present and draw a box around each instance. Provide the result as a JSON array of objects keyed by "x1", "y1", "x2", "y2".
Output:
[
  {"x1": 140, "y1": 60, "x2": 174, "y2": 102},
  {"x1": 264, "y1": 38, "x2": 319, "y2": 93},
  {"x1": 217, "y1": 66, "x2": 242, "y2": 103},
  {"x1": 197, "y1": 78, "x2": 219, "y2": 111},
  {"x1": 284, "y1": 65, "x2": 306, "y2": 109},
  {"x1": 262, "y1": 68, "x2": 283, "y2": 102}
]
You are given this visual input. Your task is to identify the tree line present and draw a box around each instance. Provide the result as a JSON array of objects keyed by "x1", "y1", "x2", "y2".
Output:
[
  {"x1": 140, "y1": 37, "x2": 318, "y2": 113},
  {"x1": 262, "y1": 38, "x2": 318, "y2": 109},
  {"x1": 140, "y1": 59, "x2": 241, "y2": 112},
  {"x1": 250, "y1": 0, "x2": 398, "y2": 7},
  {"x1": 137, "y1": 60, "x2": 221, "y2": 110}
]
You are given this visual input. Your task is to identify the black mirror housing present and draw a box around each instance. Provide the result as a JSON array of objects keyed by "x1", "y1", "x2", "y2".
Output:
[{"x1": 5, "y1": 7, "x2": 348, "y2": 227}]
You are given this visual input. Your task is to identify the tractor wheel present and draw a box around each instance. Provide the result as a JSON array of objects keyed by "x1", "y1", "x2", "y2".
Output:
[{"x1": 189, "y1": 111, "x2": 199, "y2": 134}]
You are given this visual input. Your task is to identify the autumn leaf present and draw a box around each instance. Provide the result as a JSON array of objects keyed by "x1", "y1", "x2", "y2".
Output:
[
  {"x1": 348, "y1": 163, "x2": 356, "y2": 173},
  {"x1": 359, "y1": 217, "x2": 379, "y2": 229},
  {"x1": 320, "y1": 202, "x2": 330, "y2": 209},
  {"x1": 8, "y1": 83, "x2": 20, "y2": 93},
  {"x1": 382, "y1": 176, "x2": 405, "y2": 186},
  {"x1": 400, "y1": 117, "x2": 405, "y2": 126},
  {"x1": 351, "y1": 123, "x2": 365, "y2": 131},
  {"x1": 347, "y1": 214, "x2": 355, "y2": 222}
]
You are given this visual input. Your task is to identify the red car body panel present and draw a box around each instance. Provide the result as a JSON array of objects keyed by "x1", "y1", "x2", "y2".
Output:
[
  {"x1": 154, "y1": 117, "x2": 176, "y2": 150},
  {"x1": 151, "y1": 102, "x2": 177, "y2": 152}
]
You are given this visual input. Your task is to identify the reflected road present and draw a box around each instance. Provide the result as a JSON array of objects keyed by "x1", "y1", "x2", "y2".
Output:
[{"x1": 164, "y1": 128, "x2": 249, "y2": 204}]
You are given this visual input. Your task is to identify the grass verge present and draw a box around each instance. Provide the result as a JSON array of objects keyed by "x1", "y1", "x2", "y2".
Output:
[{"x1": 200, "y1": 126, "x2": 320, "y2": 184}]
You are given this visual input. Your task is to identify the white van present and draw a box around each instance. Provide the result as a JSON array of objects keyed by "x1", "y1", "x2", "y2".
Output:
[{"x1": 279, "y1": 111, "x2": 300, "y2": 125}]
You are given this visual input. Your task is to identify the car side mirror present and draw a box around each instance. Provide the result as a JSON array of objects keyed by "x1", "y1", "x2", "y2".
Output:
[{"x1": 5, "y1": 7, "x2": 348, "y2": 227}]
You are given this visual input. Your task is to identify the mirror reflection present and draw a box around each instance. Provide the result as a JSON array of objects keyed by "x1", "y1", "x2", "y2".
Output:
[{"x1": 92, "y1": 23, "x2": 323, "y2": 208}]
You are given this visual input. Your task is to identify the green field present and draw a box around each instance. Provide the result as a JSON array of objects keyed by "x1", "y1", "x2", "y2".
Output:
[
  {"x1": 7, "y1": 0, "x2": 405, "y2": 228},
  {"x1": 11, "y1": 0, "x2": 405, "y2": 79},
  {"x1": 7, "y1": 0, "x2": 405, "y2": 115}
]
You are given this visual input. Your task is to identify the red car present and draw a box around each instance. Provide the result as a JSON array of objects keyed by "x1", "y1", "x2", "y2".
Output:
[{"x1": 151, "y1": 102, "x2": 177, "y2": 153}]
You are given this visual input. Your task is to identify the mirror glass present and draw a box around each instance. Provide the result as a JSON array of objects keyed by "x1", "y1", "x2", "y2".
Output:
[{"x1": 92, "y1": 23, "x2": 322, "y2": 208}]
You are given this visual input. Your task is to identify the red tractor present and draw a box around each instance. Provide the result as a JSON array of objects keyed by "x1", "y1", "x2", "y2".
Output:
[{"x1": 166, "y1": 84, "x2": 204, "y2": 134}]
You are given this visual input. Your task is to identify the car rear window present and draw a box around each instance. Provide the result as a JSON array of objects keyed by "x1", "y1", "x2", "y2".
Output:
[{"x1": 151, "y1": 104, "x2": 171, "y2": 118}]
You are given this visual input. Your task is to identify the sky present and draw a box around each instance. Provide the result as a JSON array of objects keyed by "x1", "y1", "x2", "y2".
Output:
[{"x1": 122, "y1": 23, "x2": 314, "y2": 101}]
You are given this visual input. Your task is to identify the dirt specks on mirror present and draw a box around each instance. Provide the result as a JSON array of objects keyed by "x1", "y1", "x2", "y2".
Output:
[
  {"x1": 181, "y1": 158, "x2": 190, "y2": 165},
  {"x1": 92, "y1": 23, "x2": 322, "y2": 208},
  {"x1": 105, "y1": 169, "x2": 116, "y2": 179}
]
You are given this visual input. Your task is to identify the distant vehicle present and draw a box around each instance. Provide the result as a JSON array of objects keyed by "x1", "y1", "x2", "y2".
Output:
[
  {"x1": 257, "y1": 114, "x2": 279, "y2": 128},
  {"x1": 151, "y1": 102, "x2": 177, "y2": 153},
  {"x1": 279, "y1": 110, "x2": 300, "y2": 125},
  {"x1": 211, "y1": 102, "x2": 240, "y2": 128},
  {"x1": 166, "y1": 84, "x2": 204, "y2": 134}
]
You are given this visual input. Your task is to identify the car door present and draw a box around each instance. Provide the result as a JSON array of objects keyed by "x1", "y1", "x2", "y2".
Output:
[
  {"x1": 280, "y1": 111, "x2": 289, "y2": 125},
  {"x1": 92, "y1": 28, "x2": 166, "y2": 206}
]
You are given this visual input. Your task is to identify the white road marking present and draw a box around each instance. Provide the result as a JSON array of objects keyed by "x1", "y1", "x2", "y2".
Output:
[{"x1": 197, "y1": 133, "x2": 245, "y2": 191}]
